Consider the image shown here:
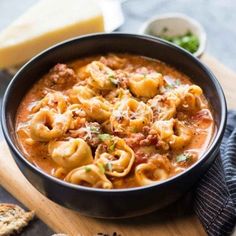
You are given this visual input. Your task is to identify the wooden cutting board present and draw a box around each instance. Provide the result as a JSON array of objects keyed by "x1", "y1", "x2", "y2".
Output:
[{"x1": 0, "y1": 54, "x2": 235, "y2": 236}]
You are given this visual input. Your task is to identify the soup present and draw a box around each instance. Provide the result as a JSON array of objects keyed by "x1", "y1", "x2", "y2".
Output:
[{"x1": 16, "y1": 54, "x2": 215, "y2": 189}]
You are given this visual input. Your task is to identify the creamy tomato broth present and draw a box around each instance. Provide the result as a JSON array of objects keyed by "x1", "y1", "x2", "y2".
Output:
[{"x1": 16, "y1": 54, "x2": 215, "y2": 189}]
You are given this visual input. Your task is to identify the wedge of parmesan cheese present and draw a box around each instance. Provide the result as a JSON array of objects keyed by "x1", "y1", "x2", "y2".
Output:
[{"x1": 0, "y1": 0, "x2": 104, "y2": 68}]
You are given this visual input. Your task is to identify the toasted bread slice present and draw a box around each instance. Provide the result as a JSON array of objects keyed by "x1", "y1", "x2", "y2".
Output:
[{"x1": 0, "y1": 203, "x2": 34, "y2": 236}]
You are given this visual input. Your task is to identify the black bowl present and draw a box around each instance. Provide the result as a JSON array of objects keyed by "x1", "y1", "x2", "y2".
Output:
[{"x1": 1, "y1": 33, "x2": 227, "y2": 218}]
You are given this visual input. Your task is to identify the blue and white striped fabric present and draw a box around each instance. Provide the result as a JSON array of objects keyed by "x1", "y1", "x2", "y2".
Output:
[{"x1": 194, "y1": 111, "x2": 236, "y2": 235}]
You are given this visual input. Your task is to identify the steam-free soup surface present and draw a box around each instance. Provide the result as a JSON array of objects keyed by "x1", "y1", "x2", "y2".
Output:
[{"x1": 16, "y1": 54, "x2": 215, "y2": 189}]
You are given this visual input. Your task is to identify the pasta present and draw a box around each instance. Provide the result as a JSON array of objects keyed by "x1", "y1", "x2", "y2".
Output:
[
  {"x1": 95, "y1": 137, "x2": 135, "y2": 177},
  {"x1": 135, "y1": 155, "x2": 171, "y2": 186},
  {"x1": 29, "y1": 109, "x2": 72, "y2": 141},
  {"x1": 150, "y1": 119, "x2": 193, "y2": 150},
  {"x1": 110, "y1": 98, "x2": 153, "y2": 133},
  {"x1": 30, "y1": 91, "x2": 69, "y2": 114},
  {"x1": 128, "y1": 72, "x2": 163, "y2": 98},
  {"x1": 16, "y1": 53, "x2": 215, "y2": 189},
  {"x1": 81, "y1": 96, "x2": 111, "y2": 122},
  {"x1": 48, "y1": 138, "x2": 93, "y2": 169},
  {"x1": 65, "y1": 164, "x2": 113, "y2": 189},
  {"x1": 86, "y1": 61, "x2": 116, "y2": 90},
  {"x1": 70, "y1": 85, "x2": 111, "y2": 122},
  {"x1": 148, "y1": 95, "x2": 177, "y2": 120}
]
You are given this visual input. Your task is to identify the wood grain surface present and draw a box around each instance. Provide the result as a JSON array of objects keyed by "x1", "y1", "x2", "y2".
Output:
[{"x1": 0, "y1": 54, "x2": 235, "y2": 236}]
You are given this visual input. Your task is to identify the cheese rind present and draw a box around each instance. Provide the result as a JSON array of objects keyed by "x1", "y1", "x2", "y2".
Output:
[{"x1": 0, "y1": 0, "x2": 104, "y2": 68}]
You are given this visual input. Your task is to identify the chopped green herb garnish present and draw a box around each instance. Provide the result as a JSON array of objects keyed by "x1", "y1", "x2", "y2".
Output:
[
  {"x1": 175, "y1": 79, "x2": 181, "y2": 86},
  {"x1": 89, "y1": 126, "x2": 100, "y2": 134},
  {"x1": 98, "y1": 133, "x2": 112, "y2": 141},
  {"x1": 154, "y1": 31, "x2": 199, "y2": 54},
  {"x1": 176, "y1": 153, "x2": 192, "y2": 163},
  {"x1": 108, "y1": 74, "x2": 115, "y2": 79},
  {"x1": 109, "y1": 141, "x2": 116, "y2": 152},
  {"x1": 84, "y1": 166, "x2": 92, "y2": 172},
  {"x1": 98, "y1": 134, "x2": 116, "y2": 152},
  {"x1": 106, "y1": 162, "x2": 113, "y2": 172},
  {"x1": 108, "y1": 74, "x2": 118, "y2": 85},
  {"x1": 165, "y1": 83, "x2": 175, "y2": 90},
  {"x1": 165, "y1": 79, "x2": 181, "y2": 90},
  {"x1": 97, "y1": 163, "x2": 105, "y2": 173}
]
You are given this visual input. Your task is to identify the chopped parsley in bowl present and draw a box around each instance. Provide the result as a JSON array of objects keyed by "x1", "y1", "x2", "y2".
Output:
[
  {"x1": 139, "y1": 13, "x2": 206, "y2": 57},
  {"x1": 155, "y1": 28, "x2": 200, "y2": 54}
]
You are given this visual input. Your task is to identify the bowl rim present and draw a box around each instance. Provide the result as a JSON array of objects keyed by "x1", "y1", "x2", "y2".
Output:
[
  {"x1": 139, "y1": 12, "x2": 207, "y2": 58},
  {"x1": 1, "y1": 32, "x2": 227, "y2": 193}
]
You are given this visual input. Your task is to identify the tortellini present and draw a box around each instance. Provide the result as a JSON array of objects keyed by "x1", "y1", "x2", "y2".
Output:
[
  {"x1": 148, "y1": 84, "x2": 203, "y2": 120},
  {"x1": 29, "y1": 109, "x2": 72, "y2": 141},
  {"x1": 86, "y1": 61, "x2": 116, "y2": 90},
  {"x1": 48, "y1": 138, "x2": 93, "y2": 169},
  {"x1": 30, "y1": 91, "x2": 69, "y2": 114},
  {"x1": 135, "y1": 156, "x2": 171, "y2": 186},
  {"x1": 166, "y1": 84, "x2": 203, "y2": 111},
  {"x1": 148, "y1": 95, "x2": 177, "y2": 120},
  {"x1": 65, "y1": 164, "x2": 112, "y2": 189},
  {"x1": 128, "y1": 72, "x2": 163, "y2": 98},
  {"x1": 110, "y1": 98, "x2": 153, "y2": 133},
  {"x1": 66, "y1": 104, "x2": 86, "y2": 129},
  {"x1": 95, "y1": 137, "x2": 135, "y2": 177},
  {"x1": 152, "y1": 119, "x2": 174, "y2": 140},
  {"x1": 69, "y1": 85, "x2": 95, "y2": 103},
  {"x1": 150, "y1": 119, "x2": 193, "y2": 150},
  {"x1": 81, "y1": 96, "x2": 111, "y2": 122},
  {"x1": 53, "y1": 167, "x2": 69, "y2": 179},
  {"x1": 169, "y1": 120, "x2": 193, "y2": 150},
  {"x1": 105, "y1": 88, "x2": 132, "y2": 104},
  {"x1": 70, "y1": 85, "x2": 111, "y2": 122}
]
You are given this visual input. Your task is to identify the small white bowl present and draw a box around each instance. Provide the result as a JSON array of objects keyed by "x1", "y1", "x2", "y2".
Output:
[{"x1": 139, "y1": 13, "x2": 207, "y2": 57}]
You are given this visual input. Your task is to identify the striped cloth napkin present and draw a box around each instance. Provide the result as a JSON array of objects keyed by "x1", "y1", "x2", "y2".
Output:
[{"x1": 194, "y1": 111, "x2": 236, "y2": 236}]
